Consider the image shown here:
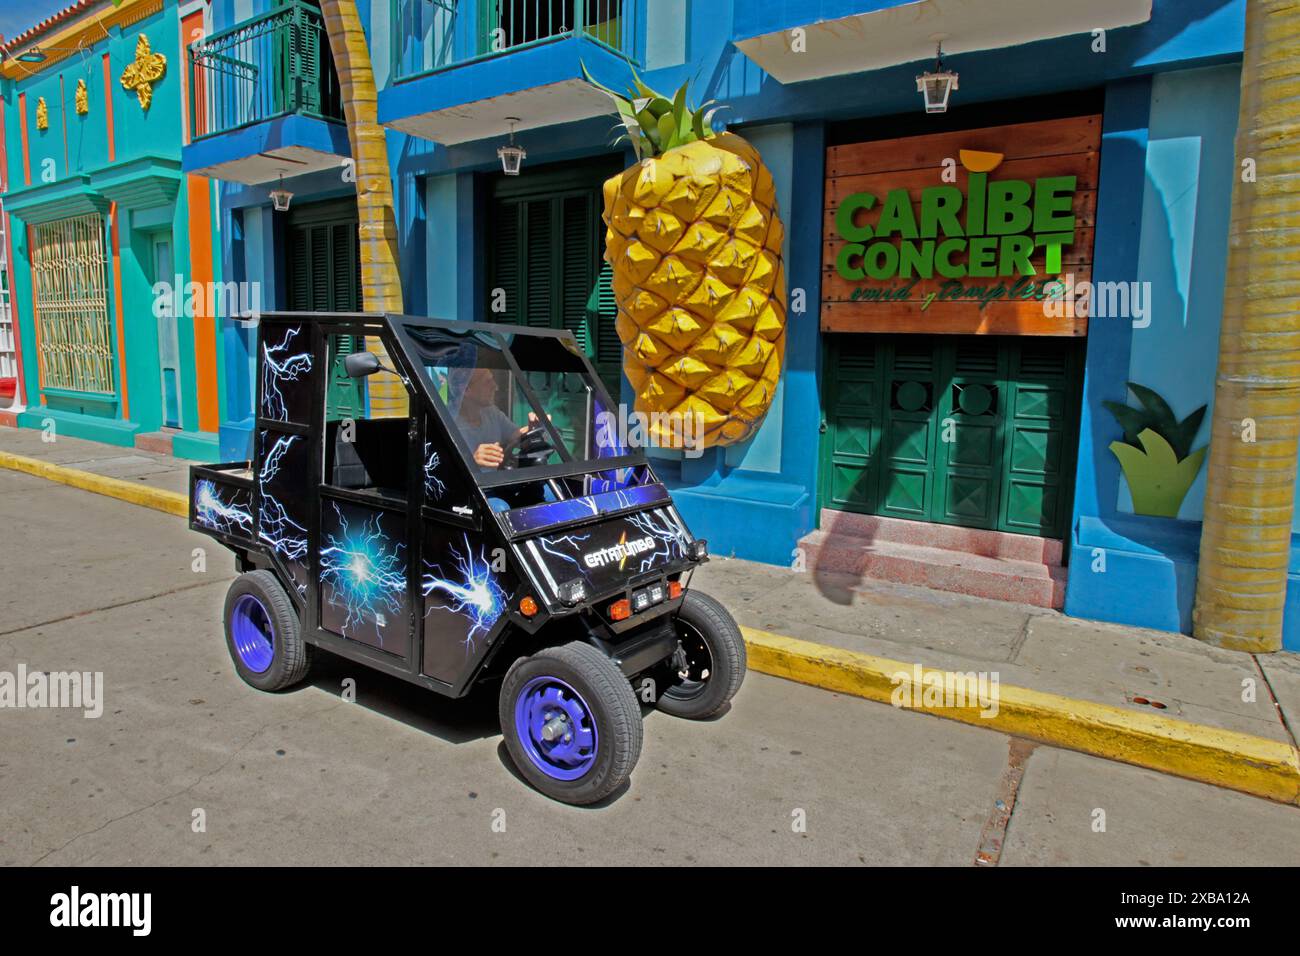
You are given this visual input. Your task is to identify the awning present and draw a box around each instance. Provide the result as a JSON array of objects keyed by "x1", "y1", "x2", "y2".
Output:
[{"x1": 735, "y1": 0, "x2": 1153, "y2": 84}]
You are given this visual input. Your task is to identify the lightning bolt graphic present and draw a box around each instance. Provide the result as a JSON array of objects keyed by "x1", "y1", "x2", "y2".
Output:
[
  {"x1": 319, "y1": 501, "x2": 407, "y2": 644},
  {"x1": 260, "y1": 326, "x2": 312, "y2": 422},
  {"x1": 257, "y1": 433, "x2": 309, "y2": 597},
  {"x1": 625, "y1": 508, "x2": 690, "y2": 573},
  {"x1": 194, "y1": 479, "x2": 253, "y2": 536},
  {"x1": 423, "y1": 441, "x2": 447, "y2": 501},
  {"x1": 422, "y1": 533, "x2": 510, "y2": 653}
]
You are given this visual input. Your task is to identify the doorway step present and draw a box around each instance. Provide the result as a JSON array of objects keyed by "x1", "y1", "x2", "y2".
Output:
[
  {"x1": 798, "y1": 509, "x2": 1066, "y2": 609},
  {"x1": 135, "y1": 431, "x2": 175, "y2": 455}
]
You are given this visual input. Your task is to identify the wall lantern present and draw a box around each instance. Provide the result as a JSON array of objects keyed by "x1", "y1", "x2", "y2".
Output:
[
  {"x1": 915, "y1": 40, "x2": 958, "y2": 114},
  {"x1": 269, "y1": 173, "x2": 293, "y2": 212},
  {"x1": 498, "y1": 118, "x2": 526, "y2": 176},
  {"x1": 17, "y1": 47, "x2": 49, "y2": 64}
]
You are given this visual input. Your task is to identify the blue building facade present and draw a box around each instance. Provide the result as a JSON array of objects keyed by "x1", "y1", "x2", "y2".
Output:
[{"x1": 183, "y1": 0, "x2": 1297, "y2": 650}]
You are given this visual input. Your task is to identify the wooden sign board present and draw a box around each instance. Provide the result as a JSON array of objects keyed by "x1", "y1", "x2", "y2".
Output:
[{"x1": 820, "y1": 114, "x2": 1101, "y2": 336}]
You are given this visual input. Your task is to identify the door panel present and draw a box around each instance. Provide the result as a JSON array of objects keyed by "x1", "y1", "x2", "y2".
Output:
[
  {"x1": 821, "y1": 334, "x2": 1082, "y2": 539},
  {"x1": 318, "y1": 495, "x2": 412, "y2": 658},
  {"x1": 997, "y1": 339, "x2": 1080, "y2": 536},
  {"x1": 879, "y1": 341, "x2": 937, "y2": 521},
  {"x1": 153, "y1": 238, "x2": 181, "y2": 428},
  {"x1": 823, "y1": 340, "x2": 880, "y2": 512},
  {"x1": 933, "y1": 339, "x2": 1005, "y2": 528}
]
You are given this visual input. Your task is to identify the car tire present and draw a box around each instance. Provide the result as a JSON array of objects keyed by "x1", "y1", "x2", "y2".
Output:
[
  {"x1": 223, "y1": 570, "x2": 312, "y2": 692},
  {"x1": 655, "y1": 589, "x2": 746, "y2": 720},
  {"x1": 500, "y1": 641, "x2": 643, "y2": 805}
]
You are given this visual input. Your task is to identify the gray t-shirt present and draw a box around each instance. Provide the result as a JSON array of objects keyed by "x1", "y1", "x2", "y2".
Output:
[{"x1": 457, "y1": 404, "x2": 519, "y2": 457}]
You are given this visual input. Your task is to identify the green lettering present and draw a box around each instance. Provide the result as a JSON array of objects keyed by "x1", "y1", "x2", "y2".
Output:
[
  {"x1": 999, "y1": 235, "x2": 1036, "y2": 276},
  {"x1": 935, "y1": 238, "x2": 967, "y2": 278},
  {"x1": 986, "y1": 179, "x2": 1033, "y2": 235},
  {"x1": 874, "y1": 188, "x2": 918, "y2": 239},
  {"x1": 967, "y1": 236, "x2": 998, "y2": 277},
  {"x1": 966, "y1": 173, "x2": 987, "y2": 236},
  {"x1": 1033, "y1": 176, "x2": 1076, "y2": 233},
  {"x1": 864, "y1": 241, "x2": 900, "y2": 279},
  {"x1": 1035, "y1": 232, "x2": 1074, "y2": 274},
  {"x1": 836, "y1": 243, "x2": 866, "y2": 280},
  {"x1": 835, "y1": 193, "x2": 876, "y2": 242},
  {"x1": 898, "y1": 240, "x2": 935, "y2": 279},
  {"x1": 920, "y1": 186, "x2": 964, "y2": 239}
]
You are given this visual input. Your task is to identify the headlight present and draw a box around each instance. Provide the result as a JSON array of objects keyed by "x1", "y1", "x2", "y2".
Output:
[
  {"x1": 556, "y1": 578, "x2": 587, "y2": 607},
  {"x1": 690, "y1": 539, "x2": 709, "y2": 561}
]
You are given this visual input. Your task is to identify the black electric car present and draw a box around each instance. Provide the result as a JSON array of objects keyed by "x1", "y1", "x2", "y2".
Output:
[{"x1": 189, "y1": 312, "x2": 745, "y2": 804}]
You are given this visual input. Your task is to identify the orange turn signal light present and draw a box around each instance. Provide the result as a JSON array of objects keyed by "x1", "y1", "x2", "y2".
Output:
[
  {"x1": 519, "y1": 596, "x2": 539, "y2": 617},
  {"x1": 609, "y1": 598, "x2": 632, "y2": 622},
  {"x1": 669, "y1": 581, "x2": 683, "y2": 600}
]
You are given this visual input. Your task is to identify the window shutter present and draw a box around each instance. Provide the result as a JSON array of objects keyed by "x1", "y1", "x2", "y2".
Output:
[
  {"x1": 309, "y1": 225, "x2": 330, "y2": 311},
  {"x1": 588, "y1": 261, "x2": 621, "y2": 392},
  {"x1": 560, "y1": 193, "x2": 593, "y2": 349},
  {"x1": 523, "y1": 198, "x2": 553, "y2": 328},
  {"x1": 491, "y1": 199, "x2": 521, "y2": 325},
  {"x1": 331, "y1": 222, "x2": 359, "y2": 311}
]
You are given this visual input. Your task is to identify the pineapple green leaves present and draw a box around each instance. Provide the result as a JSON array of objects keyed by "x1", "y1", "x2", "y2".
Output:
[
  {"x1": 1103, "y1": 381, "x2": 1206, "y2": 461},
  {"x1": 582, "y1": 63, "x2": 720, "y2": 160},
  {"x1": 1104, "y1": 382, "x2": 1208, "y2": 518}
]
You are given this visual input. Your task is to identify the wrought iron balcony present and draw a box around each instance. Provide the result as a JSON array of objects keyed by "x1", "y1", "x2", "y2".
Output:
[
  {"x1": 392, "y1": 0, "x2": 639, "y2": 82},
  {"x1": 188, "y1": 1, "x2": 343, "y2": 141}
]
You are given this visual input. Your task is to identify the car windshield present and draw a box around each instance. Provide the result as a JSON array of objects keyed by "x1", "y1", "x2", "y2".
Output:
[{"x1": 401, "y1": 324, "x2": 621, "y2": 472}]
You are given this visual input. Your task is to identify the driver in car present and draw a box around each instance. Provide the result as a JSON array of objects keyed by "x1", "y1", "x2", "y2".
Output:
[{"x1": 453, "y1": 366, "x2": 536, "y2": 469}]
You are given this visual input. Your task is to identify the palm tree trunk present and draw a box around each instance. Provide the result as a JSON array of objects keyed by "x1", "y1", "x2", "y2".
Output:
[
  {"x1": 318, "y1": 0, "x2": 406, "y2": 417},
  {"x1": 1193, "y1": 0, "x2": 1300, "y2": 652}
]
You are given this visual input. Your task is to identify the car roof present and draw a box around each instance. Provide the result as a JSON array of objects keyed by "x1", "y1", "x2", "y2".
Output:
[{"x1": 258, "y1": 311, "x2": 584, "y2": 343}]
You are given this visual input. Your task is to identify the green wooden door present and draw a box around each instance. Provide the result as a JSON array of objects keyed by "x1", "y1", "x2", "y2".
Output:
[
  {"x1": 286, "y1": 201, "x2": 363, "y2": 419},
  {"x1": 820, "y1": 335, "x2": 1082, "y2": 539},
  {"x1": 486, "y1": 163, "x2": 623, "y2": 400}
]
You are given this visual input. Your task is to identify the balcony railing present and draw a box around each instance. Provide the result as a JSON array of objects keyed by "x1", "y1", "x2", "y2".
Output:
[
  {"x1": 393, "y1": 0, "x2": 639, "y2": 82},
  {"x1": 188, "y1": 1, "x2": 344, "y2": 141}
]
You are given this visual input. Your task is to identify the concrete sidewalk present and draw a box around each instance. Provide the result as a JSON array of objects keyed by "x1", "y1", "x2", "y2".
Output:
[
  {"x1": 692, "y1": 558, "x2": 1300, "y2": 749},
  {"x1": 0, "y1": 426, "x2": 191, "y2": 496},
  {"x1": 3, "y1": 423, "x2": 1299, "y2": 803}
]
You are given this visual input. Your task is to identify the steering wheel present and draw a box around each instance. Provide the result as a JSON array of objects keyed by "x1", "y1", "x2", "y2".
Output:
[{"x1": 500, "y1": 423, "x2": 555, "y2": 469}]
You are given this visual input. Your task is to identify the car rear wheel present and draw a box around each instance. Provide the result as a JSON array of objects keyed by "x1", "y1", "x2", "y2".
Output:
[
  {"x1": 500, "y1": 642, "x2": 643, "y2": 805},
  {"x1": 223, "y1": 570, "x2": 311, "y2": 692},
  {"x1": 655, "y1": 589, "x2": 746, "y2": 720}
]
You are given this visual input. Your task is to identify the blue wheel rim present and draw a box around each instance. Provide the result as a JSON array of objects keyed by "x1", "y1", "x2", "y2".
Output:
[
  {"x1": 231, "y1": 594, "x2": 275, "y2": 674},
  {"x1": 513, "y1": 676, "x2": 598, "y2": 781}
]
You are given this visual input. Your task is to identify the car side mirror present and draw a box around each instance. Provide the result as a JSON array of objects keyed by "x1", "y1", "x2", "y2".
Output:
[{"x1": 344, "y1": 351, "x2": 382, "y2": 378}]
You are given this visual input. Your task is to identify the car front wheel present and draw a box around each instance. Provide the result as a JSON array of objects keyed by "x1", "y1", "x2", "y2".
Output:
[
  {"x1": 500, "y1": 642, "x2": 643, "y2": 805},
  {"x1": 654, "y1": 589, "x2": 746, "y2": 720}
]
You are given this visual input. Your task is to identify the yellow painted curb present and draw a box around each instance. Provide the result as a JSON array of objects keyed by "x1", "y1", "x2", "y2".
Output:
[
  {"x1": 0, "y1": 451, "x2": 188, "y2": 519},
  {"x1": 742, "y1": 626, "x2": 1300, "y2": 806},
  {"x1": 3, "y1": 450, "x2": 1297, "y2": 805}
]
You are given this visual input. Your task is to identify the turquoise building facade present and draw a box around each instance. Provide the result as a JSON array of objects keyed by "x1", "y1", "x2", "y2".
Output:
[{"x1": 1, "y1": 0, "x2": 224, "y2": 458}]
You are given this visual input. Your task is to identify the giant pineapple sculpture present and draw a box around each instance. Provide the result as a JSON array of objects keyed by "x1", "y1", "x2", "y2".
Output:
[{"x1": 591, "y1": 73, "x2": 787, "y2": 448}]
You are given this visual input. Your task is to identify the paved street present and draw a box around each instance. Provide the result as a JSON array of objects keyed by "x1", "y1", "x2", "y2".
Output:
[{"x1": 1, "y1": 467, "x2": 1298, "y2": 866}]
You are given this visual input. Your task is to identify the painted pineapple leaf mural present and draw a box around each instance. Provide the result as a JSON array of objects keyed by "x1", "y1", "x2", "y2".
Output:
[
  {"x1": 585, "y1": 66, "x2": 786, "y2": 449},
  {"x1": 1103, "y1": 382, "x2": 1207, "y2": 518}
]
